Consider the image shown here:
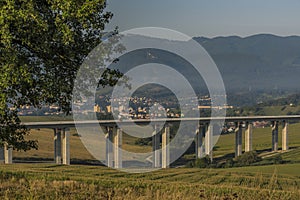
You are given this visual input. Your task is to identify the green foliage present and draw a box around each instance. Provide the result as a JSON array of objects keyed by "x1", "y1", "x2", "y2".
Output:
[
  {"x1": 135, "y1": 138, "x2": 152, "y2": 146},
  {"x1": 0, "y1": 0, "x2": 120, "y2": 150},
  {"x1": 255, "y1": 155, "x2": 284, "y2": 166},
  {"x1": 224, "y1": 158, "x2": 234, "y2": 168},
  {"x1": 0, "y1": 108, "x2": 37, "y2": 150},
  {"x1": 188, "y1": 152, "x2": 265, "y2": 169},
  {"x1": 234, "y1": 151, "x2": 262, "y2": 167},
  {"x1": 187, "y1": 155, "x2": 212, "y2": 168},
  {"x1": 272, "y1": 155, "x2": 284, "y2": 164}
]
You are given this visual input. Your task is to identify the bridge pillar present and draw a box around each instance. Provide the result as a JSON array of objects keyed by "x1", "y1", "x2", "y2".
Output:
[
  {"x1": 272, "y1": 121, "x2": 279, "y2": 151},
  {"x1": 235, "y1": 122, "x2": 243, "y2": 157},
  {"x1": 245, "y1": 122, "x2": 253, "y2": 152},
  {"x1": 282, "y1": 121, "x2": 289, "y2": 151},
  {"x1": 4, "y1": 143, "x2": 12, "y2": 164},
  {"x1": 162, "y1": 125, "x2": 170, "y2": 168},
  {"x1": 62, "y1": 128, "x2": 70, "y2": 165},
  {"x1": 152, "y1": 125, "x2": 161, "y2": 168},
  {"x1": 54, "y1": 128, "x2": 62, "y2": 164},
  {"x1": 113, "y1": 127, "x2": 122, "y2": 169},
  {"x1": 205, "y1": 124, "x2": 213, "y2": 161},
  {"x1": 0, "y1": 144, "x2": 11, "y2": 164},
  {"x1": 105, "y1": 127, "x2": 114, "y2": 168},
  {"x1": 0, "y1": 146, "x2": 4, "y2": 164},
  {"x1": 195, "y1": 125, "x2": 205, "y2": 158}
]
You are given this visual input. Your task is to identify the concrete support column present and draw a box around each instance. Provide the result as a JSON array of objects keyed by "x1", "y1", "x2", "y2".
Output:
[
  {"x1": 282, "y1": 121, "x2": 289, "y2": 151},
  {"x1": 245, "y1": 122, "x2": 253, "y2": 152},
  {"x1": 113, "y1": 127, "x2": 122, "y2": 169},
  {"x1": 152, "y1": 125, "x2": 161, "y2": 168},
  {"x1": 162, "y1": 125, "x2": 170, "y2": 168},
  {"x1": 205, "y1": 124, "x2": 213, "y2": 161},
  {"x1": 54, "y1": 128, "x2": 62, "y2": 164},
  {"x1": 0, "y1": 146, "x2": 4, "y2": 164},
  {"x1": 62, "y1": 128, "x2": 70, "y2": 165},
  {"x1": 4, "y1": 143, "x2": 12, "y2": 164},
  {"x1": 106, "y1": 127, "x2": 114, "y2": 168},
  {"x1": 195, "y1": 125, "x2": 205, "y2": 158},
  {"x1": 235, "y1": 122, "x2": 243, "y2": 157},
  {"x1": 272, "y1": 121, "x2": 279, "y2": 151}
]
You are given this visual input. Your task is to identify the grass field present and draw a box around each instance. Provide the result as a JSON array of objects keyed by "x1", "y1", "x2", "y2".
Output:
[
  {"x1": 1, "y1": 163, "x2": 300, "y2": 199},
  {"x1": 19, "y1": 116, "x2": 74, "y2": 122},
  {"x1": 262, "y1": 105, "x2": 300, "y2": 116},
  {"x1": 1, "y1": 116, "x2": 299, "y2": 199}
]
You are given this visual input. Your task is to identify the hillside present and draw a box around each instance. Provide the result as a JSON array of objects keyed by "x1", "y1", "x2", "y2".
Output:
[
  {"x1": 195, "y1": 34, "x2": 300, "y2": 91},
  {"x1": 1, "y1": 164, "x2": 300, "y2": 199},
  {"x1": 105, "y1": 34, "x2": 300, "y2": 92},
  {"x1": 230, "y1": 93, "x2": 300, "y2": 116},
  {"x1": 95, "y1": 34, "x2": 300, "y2": 107}
]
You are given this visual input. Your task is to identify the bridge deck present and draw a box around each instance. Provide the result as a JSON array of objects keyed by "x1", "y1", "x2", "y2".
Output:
[{"x1": 23, "y1": 115, "x2": 300, "y2": 129}]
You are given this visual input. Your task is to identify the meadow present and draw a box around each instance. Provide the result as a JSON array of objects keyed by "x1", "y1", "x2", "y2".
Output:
[{"x1": 1, "y1": 163, "x2": 300, "y2": 199}]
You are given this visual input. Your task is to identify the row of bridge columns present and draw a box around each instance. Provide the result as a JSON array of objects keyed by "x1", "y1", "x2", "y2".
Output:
[
  {"x1": 0, "y1": 125, "x2": 170, "y2": 167},
  {"x1": 152, "y1": 125, "x2": 170, "y2": 168},
  {"x1": 0, "y1": 128, "x2": 70, "y2": 165},
  {"x1": 195, "y1": 124, "x2": 213, "y2": 160},
  {"x1": 53, "y1": 128, "x2": 70, "y2": 165},
  {"x1": 0, "y1": 121, "x2": 290, "y2": 165},
  {"x1": 105, "y1": 125, "x2": 170, "y2": 168},
  {"x1": 195, "y1": 121, "x2": 289, "y2": 160}
]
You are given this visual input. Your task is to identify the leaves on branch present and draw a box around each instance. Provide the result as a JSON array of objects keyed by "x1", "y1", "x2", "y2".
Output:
[{"x1": 0, "y1": 0, "x2": 122, "y2": 150}]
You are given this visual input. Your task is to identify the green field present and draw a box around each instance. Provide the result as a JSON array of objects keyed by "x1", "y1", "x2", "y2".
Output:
[
  {"x1": 1, "y1": 164, "x2": 300, "y2": 199},
  {"x1": 1, "y1": 116, "x2": 299, "y2": 199},
  {"x1": 19, "y1": 115, "x2": 74, "y2": 122}
]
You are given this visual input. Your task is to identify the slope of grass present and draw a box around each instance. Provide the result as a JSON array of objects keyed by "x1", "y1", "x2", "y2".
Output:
[
  {"x1": 19, "y1": 115, "x2": 73, "y2": 122},
  {"x1": 262, "y1": 105, "x2": 300, "y2": 116},
  {"x1": 1, "y1": 164, "x2": 300, "y2": 199}
]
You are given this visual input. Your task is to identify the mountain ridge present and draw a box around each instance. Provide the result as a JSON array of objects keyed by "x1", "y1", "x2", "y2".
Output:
[{"x1": 193, "y1": 34, "x2": 300, "y2": 91}]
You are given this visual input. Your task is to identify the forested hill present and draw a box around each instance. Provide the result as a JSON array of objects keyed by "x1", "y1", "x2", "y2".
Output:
[
  {"x1": 100, "y1": 34, "x2": 300, "y2": 106},
  {"x1": 194, "y1": 34, "x2": 300, "y2": 91}
]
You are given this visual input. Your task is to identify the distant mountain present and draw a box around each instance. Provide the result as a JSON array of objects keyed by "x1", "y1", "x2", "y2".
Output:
[
  {"x1": 194, "y1": 34, "x2": 300, "y2": 91},
  {"x1": 103, "y1": 33, "x2": 300, "y2": 103}
]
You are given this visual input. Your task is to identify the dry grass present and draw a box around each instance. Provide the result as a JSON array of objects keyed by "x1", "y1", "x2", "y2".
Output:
[{"x1": 1, "y1": 164, "x2": 300, "y2": 199}]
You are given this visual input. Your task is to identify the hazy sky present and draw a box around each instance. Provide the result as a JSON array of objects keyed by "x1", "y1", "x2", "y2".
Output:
[{"x1": 106, "y1": 0, "x2": 300, "y2": 38}]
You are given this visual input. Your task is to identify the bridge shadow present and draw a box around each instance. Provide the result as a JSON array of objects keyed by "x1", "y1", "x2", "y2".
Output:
[{"x1": 213, "y1": 147, "x2": 298, "y2": 164}]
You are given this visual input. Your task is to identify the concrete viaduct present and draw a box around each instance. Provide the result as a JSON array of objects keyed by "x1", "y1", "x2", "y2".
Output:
[{"x1": 1, "y1": 115, "x2": 299, "y2": 167}]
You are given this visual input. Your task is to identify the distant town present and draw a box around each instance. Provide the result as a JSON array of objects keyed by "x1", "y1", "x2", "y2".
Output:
[
  {"x1": 16, "y1": 94, "x2": 279, "y2": 132},
  {"x1": 18, "y1": 95, "x2": 233, "y2": 119}
]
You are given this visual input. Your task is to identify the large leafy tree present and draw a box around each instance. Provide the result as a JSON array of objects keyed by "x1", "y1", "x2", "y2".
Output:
[{"x1": 0, "y1": 0, "x2": 120, "y2": 150}]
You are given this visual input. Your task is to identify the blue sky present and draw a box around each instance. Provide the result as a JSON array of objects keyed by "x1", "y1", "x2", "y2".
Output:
[{"x1": 106, "y1": 0, "x2": 300, "y2": 38}]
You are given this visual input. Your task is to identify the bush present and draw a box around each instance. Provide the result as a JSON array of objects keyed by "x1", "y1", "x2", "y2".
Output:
[
  {"x1": 273, "y1": 155, "x2": 283, "y2": 164},
  {"x1": 235, "y1": 151, "x2": 262, "y2": 166},
  {"x1": 224, "y1": 158, "x2": 234, "y2": 168},
  {"x1": 134, "y1": 138, "x2": 151, "y2": 146},
  {"x1": 186, "y1": 155, "x2": 212, "y2": 168},
  {"x1": 255, "y1": 155, "x2": 284, "y2": 165},
  {"x1": 185, "y1": 161, "x2": 194, "y2": 168},
  {"x1": 187, "y1": 151, "x2": 284, "y2": 169}
]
